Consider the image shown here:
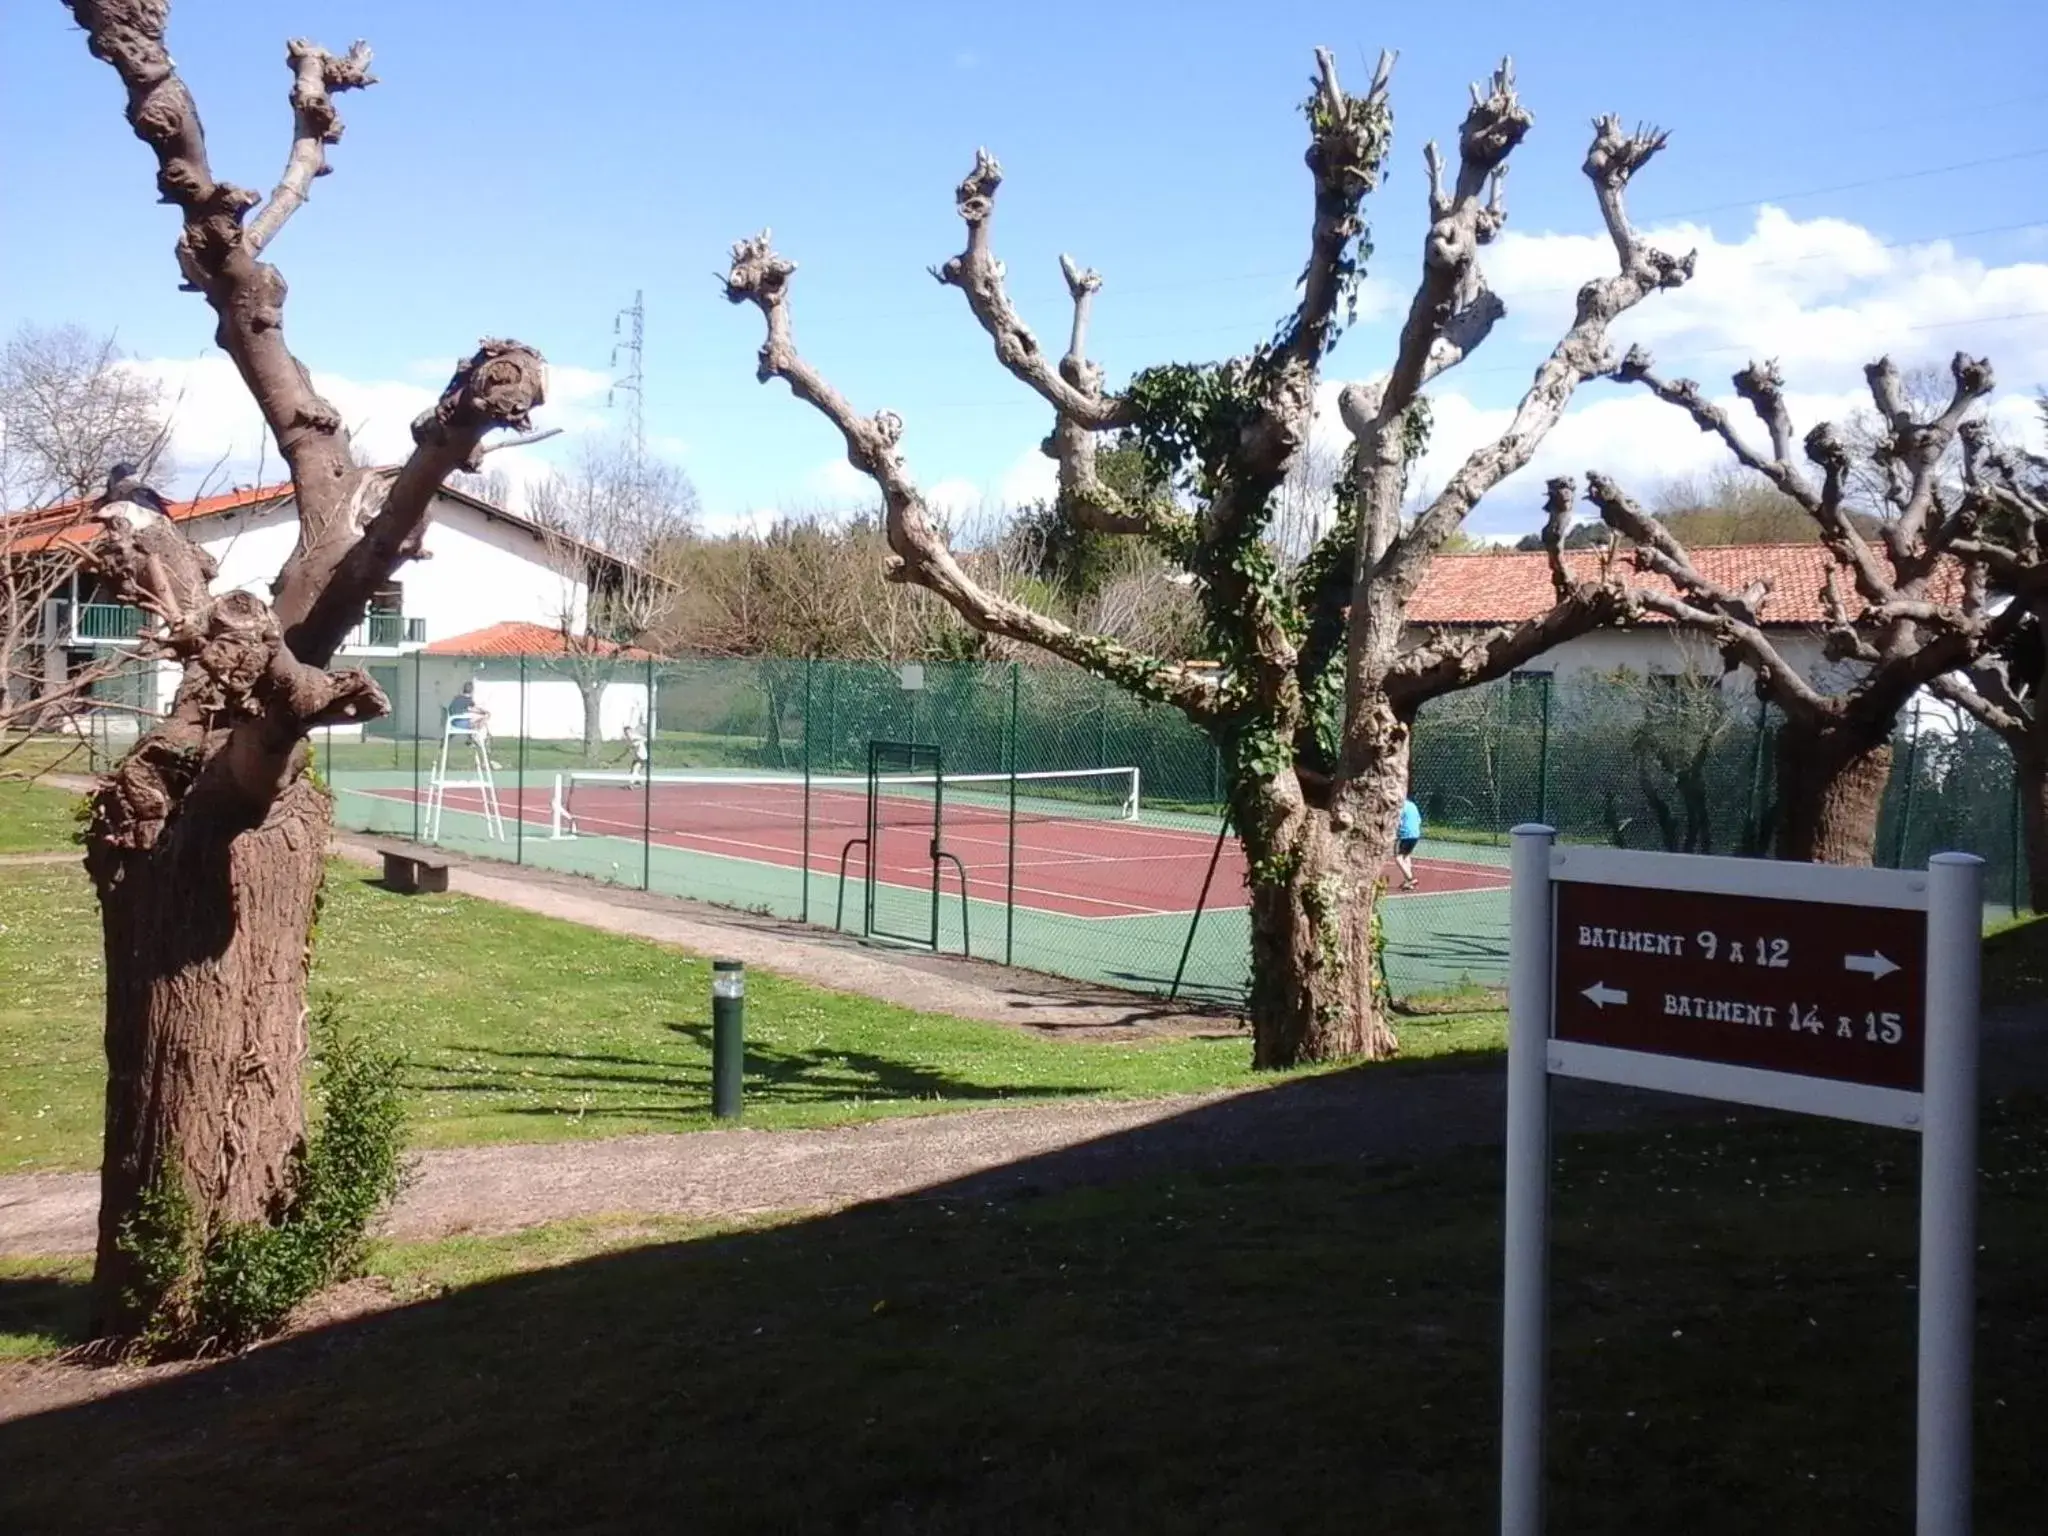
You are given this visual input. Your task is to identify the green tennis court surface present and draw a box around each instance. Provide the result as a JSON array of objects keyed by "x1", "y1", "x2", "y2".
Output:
[{"x1": 332, "y1": 770, "x2": 1512, "y2": 1003}]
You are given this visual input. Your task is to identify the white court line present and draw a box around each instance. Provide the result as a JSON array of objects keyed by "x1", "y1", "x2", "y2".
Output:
[
  {"x1": 367, "y1": 788, "x2": 1185, "y2": 920},
  {"x1": 354, "y1": 787, "x2": 1501, "y2": 918}
]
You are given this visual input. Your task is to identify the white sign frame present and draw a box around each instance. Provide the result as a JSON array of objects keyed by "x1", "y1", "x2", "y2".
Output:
[{"x1": 1502, "y1": 825, "x2": 1981, "y2": 1536}]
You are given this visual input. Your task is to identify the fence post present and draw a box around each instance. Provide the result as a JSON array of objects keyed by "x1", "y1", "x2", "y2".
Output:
[
  {"x1": 643, "y1": 655, "x2": 655, "y2": 892},
  {"x1": 1005, "y1": 660, "x2": 1020, "y2": 967},
  {"x1": 1535, "y1": 672, "x2": 1552, "y2": 828},
  {"x1": 1743, "y1": 694, "x2": 1769, "y2": 854},
  {"x1": 1892, "y1": 696, "x2": 1923, "y2": 868},
  {"x1": 827, "y1": 664, "x2": 839, "y2": 774},
  {"x1": 2013, "y1": 768, "x2": 2025, "y2": 916},
  {"x1": 802, "y1": 656, "x2": 814, "y2": 926},
  {"x1": 410, "y1": 646, "x2": 422, "y2": 843},
  {"x1": 515, "y1": 653, "x2": 527, "y2": 866}
]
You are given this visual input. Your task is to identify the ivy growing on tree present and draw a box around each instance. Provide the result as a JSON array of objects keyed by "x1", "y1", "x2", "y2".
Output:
[{"x1": 726, "y1": 51, "x2": 1693, "y2": 1067}]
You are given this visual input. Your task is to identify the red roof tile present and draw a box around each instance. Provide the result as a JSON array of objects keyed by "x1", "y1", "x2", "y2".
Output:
[
  {"x1": 423, "y1": 621, "x2": 659, "y2": 659},
  {"x1": 2, "y1": 481, "x2": 293, "y2": 556},
  {"x1": 1409, "y1": 544, "x2": 1962, "y2": 626}
]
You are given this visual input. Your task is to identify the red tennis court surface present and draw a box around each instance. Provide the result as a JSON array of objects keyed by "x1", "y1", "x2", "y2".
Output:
[{"x1": 372, "y1": 781, "x2": 1509, "y2": 921}]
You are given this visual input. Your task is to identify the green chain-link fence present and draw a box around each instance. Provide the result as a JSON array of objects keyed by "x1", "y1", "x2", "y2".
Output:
[{"x1": 316, "y1": 654, "x2": 2029, "y2": 1009}]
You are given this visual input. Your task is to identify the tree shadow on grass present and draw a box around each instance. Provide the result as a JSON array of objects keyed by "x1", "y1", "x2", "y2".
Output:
[
  {"x1": 0, "y1": 1274, "x2": 88, "y2": 1351},
  {"x1": 400, "y1": 1030, "x2": 1103, "y2": 1118},
  {"x1": 2, "y1": 1076, "x2": 2042, "y2": 1534}
]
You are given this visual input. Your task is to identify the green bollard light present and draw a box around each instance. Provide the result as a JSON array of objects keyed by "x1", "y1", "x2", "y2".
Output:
[{"x1": 711, "y1": 960, "x2": 745, "y2": 1119}]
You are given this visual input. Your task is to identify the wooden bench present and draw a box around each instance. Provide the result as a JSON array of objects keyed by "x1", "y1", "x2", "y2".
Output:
[{"x1": 380, "y1": 847, "x2": 451, "y2": 895}]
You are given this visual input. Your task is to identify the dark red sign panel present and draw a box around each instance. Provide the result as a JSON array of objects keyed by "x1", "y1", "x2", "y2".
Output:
[{"x1": 1552, "y1": 880, "x2": 1927, "y2": 1091}]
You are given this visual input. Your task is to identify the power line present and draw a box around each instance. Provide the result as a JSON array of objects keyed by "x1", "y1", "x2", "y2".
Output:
[
  {"x1": 1100, "y1": 216, "x2": 2048, "y2": 349},
  {"x1": 1634, "y1": 145, "x2": 2048, "y2": 221}
]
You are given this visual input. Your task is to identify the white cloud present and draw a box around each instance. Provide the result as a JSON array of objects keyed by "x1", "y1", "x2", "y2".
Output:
[
  {"x1": 122, "y1": 353, "x2": 624, "y2": 511},
  {"x1": 925, "y1": 477, "x2": 984, "y2": 517},
  {"x1": 997, "y1": 446, "x2": 1057, "y2": 507},
  {"x1": 807, "y1": 455, "x2": 873, "y2": 504},
  {"x1": 1482, "y1": 205, "x2": 2048, "y2": 390},
  {"x1": 1320, "y1": 207, "x2": 2048, "y2": 537}
]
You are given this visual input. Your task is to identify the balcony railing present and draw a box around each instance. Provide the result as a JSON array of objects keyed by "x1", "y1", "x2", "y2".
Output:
[
  {"x1": 342, "y1": 613, "x2": 427, "y2": 650},
  {"x1": 70, "y1": 603, "x2": 149, "y2": 643}
]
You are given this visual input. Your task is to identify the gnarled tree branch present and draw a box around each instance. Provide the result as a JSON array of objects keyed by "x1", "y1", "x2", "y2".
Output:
[
  {"x1": 68, "y1": 0, "x2": 548, "y2": 827},
  {"x1": 1041, "y1": 256, "x2": 1191, "y2": 542},
  {"x1": 1583, "y1": 470, "x2": 1833, "y2": 718},
  {"x1": 932, "y1": 151, "x2": 1131, "y2": 430},
  {"x1": 1390, "y1": 476, "x2": 1638, "y2": 703},
  {"x1": 1376, "y1": 115, "x2": 1693, "y2": 602},
  {"x1": 245, "y1": 38, "x2": 376, "y2": 254},
  {"x1": 726, "y1": 233, "x2": 1220, "y2": 719}
]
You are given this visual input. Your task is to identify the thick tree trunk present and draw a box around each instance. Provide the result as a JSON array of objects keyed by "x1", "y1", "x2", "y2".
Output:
[
  {"x1": 1773, "y1": 714, "x2": 1892, "y2": 865},
  {"x1": 1234, "y1": 720, "x2": 1407, "y2": 1069},
  {"x1": 85, "y1": 773, "x2": 331, "y2": 1338}
]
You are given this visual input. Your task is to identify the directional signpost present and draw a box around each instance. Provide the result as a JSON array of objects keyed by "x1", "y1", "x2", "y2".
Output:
[{"x1": 1502, "y1": 827, "x2": 1982, "y2": 1536}]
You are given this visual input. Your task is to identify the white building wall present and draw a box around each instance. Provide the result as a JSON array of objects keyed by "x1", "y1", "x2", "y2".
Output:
[
  {"x1": 192, "y1": 492, "x2": 587, "y2": 649},
  {"x1": 1406, "y1": 624, "x2": 1838, "y2": 691},
  {"x1": 470, "y1": 675, "x2": 649, "y2": 742}
]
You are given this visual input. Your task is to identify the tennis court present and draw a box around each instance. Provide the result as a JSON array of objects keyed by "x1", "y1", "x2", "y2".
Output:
[{"x1": 334, "y1": 764, "x2": 1514, "y2": 1002}]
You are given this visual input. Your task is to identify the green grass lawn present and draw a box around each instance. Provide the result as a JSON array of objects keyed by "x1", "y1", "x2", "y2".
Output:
[
  {"x1": 0, "y1": 779, "x2": 81, "y2": 854},
  {"x1": 0, "y1": 861, "x2": 1504, "y2": 1173},
  {"x1": 1, "y1": 1095, "x2": 2042, "y2": 1532}
]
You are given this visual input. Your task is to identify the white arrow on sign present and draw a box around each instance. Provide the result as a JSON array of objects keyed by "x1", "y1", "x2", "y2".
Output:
[
  {"x1": 1844, "y1": 951, "x2": 1900, "y2": 981},
  {"x1": 1580, "y1": 981, "x2": 1628, "y2": 1009}
]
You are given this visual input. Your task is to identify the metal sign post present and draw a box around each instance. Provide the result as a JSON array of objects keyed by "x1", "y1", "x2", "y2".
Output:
[{"x1": 1502, "y1": 825, "x2": 1981, "y2": 1536}]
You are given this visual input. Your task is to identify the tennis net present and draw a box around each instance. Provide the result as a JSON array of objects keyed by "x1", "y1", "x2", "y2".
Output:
[{"x1": 549, "y1": 766, "x2": 1142, "y2": 841}]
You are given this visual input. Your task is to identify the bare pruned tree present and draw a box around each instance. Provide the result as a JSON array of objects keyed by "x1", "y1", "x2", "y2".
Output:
[
  {"x1": 1584, "y1": 348, "x2": 2017, "y2": 864},
  {"x1": 64, "y1": 1, "x2": 546, "y2": 1347},
  {"x1": 0, "y1": 323, "x2": 174, "y2": 509},
  {"x1": 0, "y1": 325, "x2": 178, "y2": 753},
  {"x1": 727, "y1": 52, "x2": 1686, "y2": 1066},
  {"x1": 1923, "y1": 403, "x2": 2048, "y2": 904},
  {"x1": 530, "y1": 441, "x2": 694, "y2": 750}
]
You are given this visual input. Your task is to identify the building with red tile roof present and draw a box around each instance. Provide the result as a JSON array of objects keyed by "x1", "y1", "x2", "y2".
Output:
[
  {"x1": 4, "y1": 473, "x2": 659, "y2": 738},
  {"x1": 1409, "y1": 545, "x2": 1959, "y2": 629}
]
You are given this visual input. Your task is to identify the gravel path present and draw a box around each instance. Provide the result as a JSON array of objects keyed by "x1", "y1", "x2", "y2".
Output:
[{"x1": 0, "y1": 1062, "x2": 1744, "y2": 1258}]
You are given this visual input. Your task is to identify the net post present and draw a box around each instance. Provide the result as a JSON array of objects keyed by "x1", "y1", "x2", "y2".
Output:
[
  {"x1": 1918, "y1": 851, "x2": 1981, "y2": 1536},
  {"x1": 1502, "y1": 822, "x2": 1556, "y2": 1536},
  {"x1": 802, "y1": 657, "x2": 814, "y2": 926},
  {"x1": 1006, "y1": 662, "x2": 1020, "y2": 968}
]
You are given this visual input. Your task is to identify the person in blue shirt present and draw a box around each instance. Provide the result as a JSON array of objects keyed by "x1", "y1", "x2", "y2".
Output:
[{"x1": 1395, "y1": 796, "x2": 1422, "y2": 891}]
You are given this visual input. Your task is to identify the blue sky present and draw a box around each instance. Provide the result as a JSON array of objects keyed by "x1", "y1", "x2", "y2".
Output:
[{"x1": 4, "y1": 0, "x2": 2047, "y2": 534}]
